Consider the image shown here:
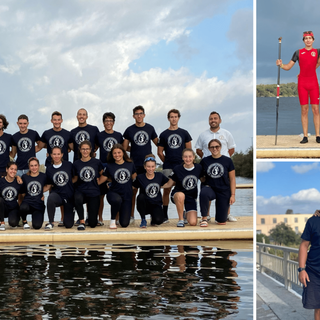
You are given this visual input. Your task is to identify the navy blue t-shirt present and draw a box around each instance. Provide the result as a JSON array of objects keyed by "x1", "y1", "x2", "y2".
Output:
[
  {"x1": 46, "y1": 161, "x2": 75, "y2": 200},
  {"x1": 0, "y1": 132, "x2": 12, "y2": 172},
  {"x1": 70, "y1": 124, "x2": 99, "y2": 162},
  {"x1": 73, "y1": 158, "x2": 103, "y2": 197},
  {"x1": 103, "y1": 161, "x2": 136, "y2": 200},
  {"x1": 0, "y1": 177, "x2": 21, "y2": 210},
  {"x1": 41, "y1": 128, "x2": 72, "y2": 166},
  {"x1": 158, "y1": 128, "x2": 192, "y2": 169},
  {"x1": 169, "y1": 163, "x2": 202, "y2": 199},
  {"x1": 133, "y1": 172, "x2": 169, "y2": 205},
  {"x1": 123, "y1": 123, "x2": 157, "y2": 167},
  {"x1": 12, "y1": 129, "x2": 41, "y2": 170},
  {"x1": 96, "y1": 130, "x2": 124, "y2": 163},
  {"x1": 21, "y1": 172, "x2": 47, "y2": 210},
  {"x1": 301, "y1": 216, "x2": 320, "y2": 274},
  {"x1": 200, "y1": 155, "x2": 235, "y2": 191}
]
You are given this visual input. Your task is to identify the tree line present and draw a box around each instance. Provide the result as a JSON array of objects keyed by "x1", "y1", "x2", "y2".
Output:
[{"x1": 256, "y1": 82, "x2": 298, "y2": 97}]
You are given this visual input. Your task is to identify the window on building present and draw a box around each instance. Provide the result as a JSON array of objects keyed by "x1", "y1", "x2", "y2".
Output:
[
  {"x1": 261, "y1": 218, "x2": 265, "y2": 224},
  {"x1": 284, "y1": 218, "x2": 287, "y2": 223},
  {"x1": 305, "y1": 217, "x2": 308, "y2": 222},
  {"x1": 273, "y1": 218, "x2": 277, "y2": 224},
  {"x1": 294, "y1": 217, "x2": 298, "y2": 223},
  {"x1": 295, "y1": 226, "x2": 299, "y2": 234},
  {"x1": 257, "y1": 230, "x2": 261, "y2": 234}
]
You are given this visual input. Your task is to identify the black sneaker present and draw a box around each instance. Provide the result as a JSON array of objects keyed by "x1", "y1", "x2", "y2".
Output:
[
  {"x1": 300, "y1": 136, "x2": 308, "y2": 144},
  {"x1": 316, "y1": 136, "x2": 320, "y2": 143},
  {"x1": 77, "y1": 223, "x2": 86, "y2": 231}
]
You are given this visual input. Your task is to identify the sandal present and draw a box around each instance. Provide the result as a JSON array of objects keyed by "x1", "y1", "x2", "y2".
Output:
[
  {"x1": 109, "y1": 222, "x2": 117, "y2": 229},
  {"x1": 200, "y1": 220, "x2": 208, "y2": 227},
  {"x1": 97, "y1": 220, "x2": 104, "y2": 226}
]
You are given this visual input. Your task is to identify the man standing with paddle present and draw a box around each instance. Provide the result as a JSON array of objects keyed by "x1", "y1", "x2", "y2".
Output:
[{"x1": 276, "y1": 31, "x2": 320, "y2": 144}]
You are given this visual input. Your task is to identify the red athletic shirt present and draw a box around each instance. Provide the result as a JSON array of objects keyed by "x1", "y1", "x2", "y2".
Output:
[{"x1": 291, "y1": 48, "x2": 320, "y2": 77}]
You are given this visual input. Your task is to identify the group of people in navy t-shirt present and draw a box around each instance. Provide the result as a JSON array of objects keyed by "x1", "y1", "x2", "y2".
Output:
[{"x1": 0, "y1": 107, "x2": 237, "y2": 231}]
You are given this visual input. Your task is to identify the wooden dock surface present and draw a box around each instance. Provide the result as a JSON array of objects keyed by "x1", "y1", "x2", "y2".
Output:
[
  {"x1": 0, "y1": 216, "x2": 253, "y2": 244},
  {"x1": 257, "y1": 135, "x2": 320, "y2": 158}
]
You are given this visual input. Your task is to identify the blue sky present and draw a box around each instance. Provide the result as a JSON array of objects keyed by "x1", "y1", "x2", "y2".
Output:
[
  {"x1": 257, "y1": 161, "x2": 320, "y2": 215},
  {"x1": 0, "y1": 0, "x2": 253, "y2": 163},
  {"x1": 257, "y1": 0, "x2": 320, "y2": 84}
]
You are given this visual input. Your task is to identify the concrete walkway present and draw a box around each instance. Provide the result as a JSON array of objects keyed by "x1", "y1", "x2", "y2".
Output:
[
  {"x1": 256, "y1": 135, "x2": 320, "y2": 158},
  {"x1": 0, "y1": 216, "x2": 253, "y2": 244},
  {"x1": 256, "y1": 272, "x2": 313, "y2": 320}
]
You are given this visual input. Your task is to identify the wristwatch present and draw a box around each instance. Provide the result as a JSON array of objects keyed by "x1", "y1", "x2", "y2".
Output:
[{"x1": 298, "y1": 267, "x2": 306, "y2": 272}]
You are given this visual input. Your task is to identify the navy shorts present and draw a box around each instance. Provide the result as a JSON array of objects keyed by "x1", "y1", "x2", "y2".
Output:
[
  {"x1": 302, "y1": 266, "x2": 320, "y2": 309},
  {"x1": 171, "y1": 190, "x2": 197, "y2": 212}
]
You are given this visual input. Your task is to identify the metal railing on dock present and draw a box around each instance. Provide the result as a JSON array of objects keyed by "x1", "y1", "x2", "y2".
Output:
[{"x1": 256, "y1": 242, "x2": 302, "y2": 290}]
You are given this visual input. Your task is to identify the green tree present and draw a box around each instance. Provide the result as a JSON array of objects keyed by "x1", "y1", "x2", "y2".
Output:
[
  {"x1": 256, "y1": 233, "x2": 270, "y2": 244},
  {"x1": 269, "y1": 222, "x2": 297, "y2": 246},
  {"x1": 231, "y1": 146, "x2": 253, "y2": 178}
]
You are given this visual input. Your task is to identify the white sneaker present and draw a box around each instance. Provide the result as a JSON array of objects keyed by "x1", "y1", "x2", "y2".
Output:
[
  {"x1": 0, "y1": 224, "x2": 5, "y2": 231},
  {"x1": 130, "y1": 217, "x2": 135, "y2": 224},
  {"x1": 227, "y1": 214, "x2": 237, "y2": 222},
  {"x1": 45, "y1": 223, "x2": 54, "y2": 230},
  {"x1": 23, "y1": 222, "x2": 31, "y2": 229}
]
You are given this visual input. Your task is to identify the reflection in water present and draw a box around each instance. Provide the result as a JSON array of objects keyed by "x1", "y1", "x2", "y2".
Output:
[{"x1": 0, "y1": 244, "x2": 252, "y2": 319}]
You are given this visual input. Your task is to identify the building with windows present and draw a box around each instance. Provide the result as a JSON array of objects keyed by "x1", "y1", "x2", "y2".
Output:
[{"x1": 256, "y1": 212, "x2": 312, "y2": 235}]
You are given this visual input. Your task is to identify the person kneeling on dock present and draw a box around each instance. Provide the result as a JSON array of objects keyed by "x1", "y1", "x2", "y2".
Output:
[
  {"x1": 162, "y1": 148, "x2": 202, "y2": 227},
  {"x1": 0, "y1": 162, "x2": 22, "y2": 231},
  {"x1": 133, "y1": 154, "x2": 169, "y2": 228},
  {"x1": 98, "y1": 144, "x2": 137, "y2": 229},
  {"x1": 199, "y1": 139, "x2": 236, "y2": 225}
]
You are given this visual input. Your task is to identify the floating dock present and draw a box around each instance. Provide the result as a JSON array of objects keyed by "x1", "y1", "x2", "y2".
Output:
[
  {"x1": 0, "y1": 216, "x2": 253, "y2": 243},
  {"x1": 257, "y1": 135, "x2": 320, "y2": 158}
]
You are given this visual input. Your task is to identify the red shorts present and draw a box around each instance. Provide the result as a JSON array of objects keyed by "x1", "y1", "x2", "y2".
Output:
[{"x1": 298, "y1": 76, "x2": 319, "y2": 105}]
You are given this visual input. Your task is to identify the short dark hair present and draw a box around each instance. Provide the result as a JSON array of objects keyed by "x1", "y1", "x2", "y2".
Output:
[
  {"x1": 18, "y1": 114, "x2": 29, "y2": 121},
  {"x1": 133, "y1": 105, "x2": 145, "y2": 115},
  {"x1": 209, "y1": 111, "x2": 221, "y2": 119},
  {"x1": 167, "y1": 109, "x2": 181, "y2": 119},
  {"x1": 303, "y1": 31, "x2": 314, "y2": 40},
  {"x1": 78, "y1": 140, "x2": 94, "y2": 158},
  {"x1": 51, "y1": 111, "x2": 62, "y2": 119},
  {"x1": 103, "y1": 112, "x2": 115, "y2": 122},
  {"x1": 0, "y1": 114, "x2": 9, "y2": 130}
]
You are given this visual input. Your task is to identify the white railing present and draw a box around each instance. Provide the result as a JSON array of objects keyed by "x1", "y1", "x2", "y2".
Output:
[{"x1": 256, "y1": 242, "x2": 302, "y2": 290}]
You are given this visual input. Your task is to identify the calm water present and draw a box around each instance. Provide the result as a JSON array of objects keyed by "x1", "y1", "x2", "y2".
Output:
[
  {"x1": 257, "y1": 97, "x2": 316, "y2": 135},
  {"x1": 0, "y1": 243, "x2": 253, "y2": 319}
]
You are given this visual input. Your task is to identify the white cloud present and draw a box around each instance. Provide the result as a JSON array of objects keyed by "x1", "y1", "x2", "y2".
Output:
[
  {"x1": 257, "y1": 188, "x2": 320, "y2": 215},
  {"x1": 291, "y1": 163, "x2": 319, "y2": 174},
  {"x1": 256, "y1": 162, "x2": 275, "y2": 172},
  {"x1": 0, "y1": 0, "x2": 252, "y2": 159}
]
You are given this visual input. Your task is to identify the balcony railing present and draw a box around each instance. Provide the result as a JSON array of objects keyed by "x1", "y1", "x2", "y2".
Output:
[{"x1": 256, "y1": 242, "x2": 302, "y2": 290}]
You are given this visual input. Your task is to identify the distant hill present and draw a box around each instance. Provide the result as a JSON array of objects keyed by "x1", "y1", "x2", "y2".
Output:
[{"x1": 256, "y1": 82, "x2": 298, "y2": 97}]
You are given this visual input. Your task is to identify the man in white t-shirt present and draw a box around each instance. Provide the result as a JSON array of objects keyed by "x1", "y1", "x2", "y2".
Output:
[
  {"x1": 195, "y1": 111, "x2": 237, "y2": 222},
  {"x1": 195, "y1": 111, "x2": 235, "y2": 158}
]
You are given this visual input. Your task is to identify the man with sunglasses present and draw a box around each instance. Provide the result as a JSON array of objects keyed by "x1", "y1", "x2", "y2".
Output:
[{"x1": 123, "y1": 105, "x2": 158, "y2": 222}]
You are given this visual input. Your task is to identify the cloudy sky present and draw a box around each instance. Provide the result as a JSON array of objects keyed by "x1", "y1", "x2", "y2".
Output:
[
  {"x1": 257, "y1": 161, "x2": 320, "y2": 215},
  {"x1": 0, "y1": 0, "x2": 253, "y2": 163},
  {"x1": 257, "y1": 0, "x2": 320, "y2": 84}
]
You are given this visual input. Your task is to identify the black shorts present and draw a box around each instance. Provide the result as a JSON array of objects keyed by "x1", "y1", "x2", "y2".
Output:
[{"x1": 302, "y1": 266, "x2": 320, "y2": 309}]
